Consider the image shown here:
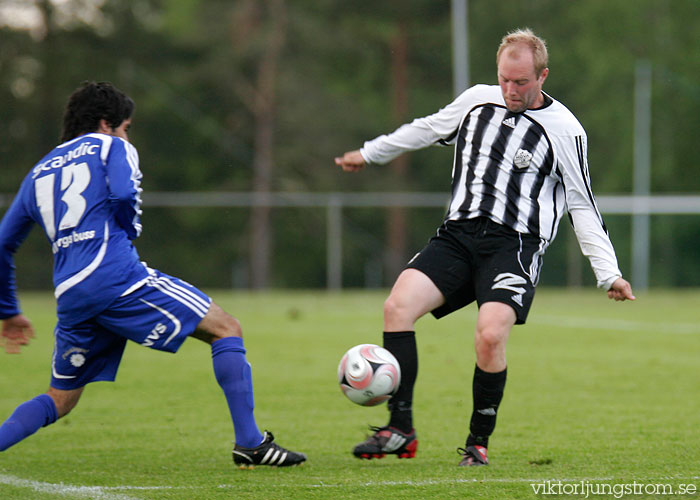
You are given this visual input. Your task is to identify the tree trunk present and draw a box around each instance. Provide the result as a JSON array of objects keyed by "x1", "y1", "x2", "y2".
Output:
[
  {"x1": 247, "y1": 0, "x2": 286, "y2": 289},
  {"x1": 37, "y1": 0, "x2": 59, "y2": 150},
  {"x1": 385, "y1": 20, "x2": 410, "y2": 285}
]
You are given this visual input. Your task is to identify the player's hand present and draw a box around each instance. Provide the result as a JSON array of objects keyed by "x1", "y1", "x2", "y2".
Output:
[
  {"x1": 334, "y1": 150, "x2": 366, "y2": 172},
  {"x1": 1, "y1": 314, "x2": 35, "y2": 354},
  {"x1": 607, "y1": 277, "x2": 635, "y2": 302}
]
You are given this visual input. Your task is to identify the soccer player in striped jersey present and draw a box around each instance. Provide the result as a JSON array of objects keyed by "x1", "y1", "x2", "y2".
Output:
[
  {"x1": 335, "y1": 28, "x2": 634, "y2": 466},
  {"x1": 0, "y1": 81, "x2": 305, "y2": 468}
]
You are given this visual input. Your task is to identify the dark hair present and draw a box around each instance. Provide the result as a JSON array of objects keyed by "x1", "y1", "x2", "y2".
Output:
[{"x1": 60, "y1": 81, "x2": 134, "y2": 142}]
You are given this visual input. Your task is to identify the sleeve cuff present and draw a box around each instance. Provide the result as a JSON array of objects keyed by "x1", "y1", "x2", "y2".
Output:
[
  {"x1": 359, "y1": 148, "x2": 370, "y2": 164},
  {"x1": 599, "y1": 275, "x2": 621, "y2": 291},
  {"x1": 0, "y1": 310, "x2": 21, "y2": 320}
]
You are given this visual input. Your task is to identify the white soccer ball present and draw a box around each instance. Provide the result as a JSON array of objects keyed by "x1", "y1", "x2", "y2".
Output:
[{"x1": 337, "y1": 344, "x2": 401, "y2": 406}]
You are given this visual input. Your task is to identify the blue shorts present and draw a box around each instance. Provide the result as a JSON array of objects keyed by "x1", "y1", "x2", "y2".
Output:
[{"x1": 50, "y1": 269, "x2": 211, "y2": 390}]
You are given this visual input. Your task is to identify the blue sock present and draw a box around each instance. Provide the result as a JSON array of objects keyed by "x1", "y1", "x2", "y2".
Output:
[
  {"x1": 0, "y1": 394, "x2": 58, "y2": 451},
  {"x1": 211, "y1": 337, "x2": 264, "y2": 448}
]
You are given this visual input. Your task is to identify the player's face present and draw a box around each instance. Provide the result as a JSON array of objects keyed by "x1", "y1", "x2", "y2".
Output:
[{"x1": 497, "y1": 47, "x2": 548, "y2": 113}]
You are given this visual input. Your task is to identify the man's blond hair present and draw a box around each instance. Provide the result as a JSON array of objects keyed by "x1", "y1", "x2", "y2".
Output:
[{"x1": 496, "y1": 28, "x2": 548, "y2": 76}]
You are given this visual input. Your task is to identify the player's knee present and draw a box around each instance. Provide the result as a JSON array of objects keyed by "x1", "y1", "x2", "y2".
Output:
[
  {"x1": 475, "y1": 326, "x2": 506, "y2": 354},
  {"x1": 384, "y1": 295, "x2": 410, "y2": 323},
  {"x1": 220, "y1": 315, "x2": 242, "y2": 339},
  {"x1": 207, "y1": 303, "x2": 243, "y2": 339},
  {"x1": 474, "y1": 329, "x2": 508, "y2": 372},
  {"x1": 192, "y1": 304, "x2": 243, "y2": 344}
]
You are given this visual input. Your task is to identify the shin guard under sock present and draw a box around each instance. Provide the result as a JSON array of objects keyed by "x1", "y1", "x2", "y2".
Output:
[
  {"x1": 0, "y1": 394, "x2": 58, "y2": 451},
  {"x1": 467, "y1": 365, "x2": 507, "y2": 448},
  {"x1": 211, "y1": 337, "x2": 264, "y2": 448},
  {"x1": 384, "y1": 331, "x2": 417, "y2": 433}
]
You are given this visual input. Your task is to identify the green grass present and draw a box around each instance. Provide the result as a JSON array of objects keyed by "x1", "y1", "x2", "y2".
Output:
[{"x1": 1, "y1": 289, "x2": 699, "y2": 499}]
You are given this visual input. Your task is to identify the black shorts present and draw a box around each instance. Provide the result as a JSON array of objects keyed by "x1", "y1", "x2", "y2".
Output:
[{"x1": 406, "y1": 217, "x2": 545, "y2": 324}]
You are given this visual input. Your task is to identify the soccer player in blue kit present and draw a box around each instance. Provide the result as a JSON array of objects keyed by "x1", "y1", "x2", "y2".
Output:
[{"x1": 0, "y1": 81, "x2": 306, "y2": 468}]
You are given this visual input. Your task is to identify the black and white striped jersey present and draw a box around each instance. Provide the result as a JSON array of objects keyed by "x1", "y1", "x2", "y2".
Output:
[{"x1": 360, "y1": 84, "x2": 621, "y2": 290}]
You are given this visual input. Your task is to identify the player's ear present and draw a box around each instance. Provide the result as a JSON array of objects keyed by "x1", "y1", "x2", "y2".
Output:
[
  {"x1": 97, "y1": 119, "x2": 112, "y2": 134},
  {"x1": 538, "y1": 67, "x2": 549, "y2": 84}
]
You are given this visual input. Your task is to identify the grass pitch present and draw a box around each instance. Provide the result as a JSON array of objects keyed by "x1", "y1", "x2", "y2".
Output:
[{"x1": 0, "y1": 289, "x2": 698, "y2": 499}]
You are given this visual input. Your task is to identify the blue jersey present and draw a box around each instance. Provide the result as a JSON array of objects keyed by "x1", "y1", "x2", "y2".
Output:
[{"x1": 0, "y1": 133, "x2": 150, "y2": 325}]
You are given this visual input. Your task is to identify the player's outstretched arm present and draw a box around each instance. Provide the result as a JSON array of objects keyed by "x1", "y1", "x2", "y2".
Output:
[
  {"x1": 334, "y1": 150, "x2": 366, "y2": 172},
  {"x1": 607, "y1": 278, "x2": 635, "y2": 302},
  {"x1": 1, "y1": 314, "x2": 35, "y2": 354}
]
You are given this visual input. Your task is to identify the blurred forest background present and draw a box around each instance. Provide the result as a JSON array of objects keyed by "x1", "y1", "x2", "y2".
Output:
[{"x1": 1, "y1": 0, "x2": 699, "y2": 291}]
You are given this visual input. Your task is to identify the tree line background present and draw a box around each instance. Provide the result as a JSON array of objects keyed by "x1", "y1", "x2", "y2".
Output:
[{"x1": 1, "y1": 0, "x2": 699, "y2": 291}]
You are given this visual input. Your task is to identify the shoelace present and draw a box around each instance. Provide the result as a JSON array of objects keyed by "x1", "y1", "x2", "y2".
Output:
[{"x1": 457, "y1": 446, "x2": 486, "y2": 463}]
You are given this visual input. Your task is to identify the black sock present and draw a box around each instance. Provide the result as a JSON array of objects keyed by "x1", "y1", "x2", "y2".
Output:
[
  {"x1": 383, "y1": 331, "x2": 417, "y2": 433},
  {"x1": 467, "y1": 365, "x2": 507, "y2": 448}
]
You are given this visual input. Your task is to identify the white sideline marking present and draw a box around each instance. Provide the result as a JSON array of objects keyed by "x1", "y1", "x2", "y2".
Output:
[
  {"x1": 0, "y1": 473, "x2": 143, "y2": 499},
  {"x1": 1, "y1": 473, "x2": 697, "y2": 497},
  {"x1": 531, "y1": 314, "x2": 700, "y2": 334},
  {"x1": 307, "y1": 476, "x2": 700, "y2": 488}
]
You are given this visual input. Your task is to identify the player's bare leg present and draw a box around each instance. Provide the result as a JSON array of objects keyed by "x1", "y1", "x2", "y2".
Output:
[
  {"x1": 190, "y1": 302, "x2": 242, "y2": 344},
  {"x1": 474, "y1": 302, "x2": 514, "y2": 373},
  {"x1": 383, "y1": 269, "x2": 445, "y2": 331},
  {"x1": 47, "y1": 386, "x2": 84, "y2": 418}
]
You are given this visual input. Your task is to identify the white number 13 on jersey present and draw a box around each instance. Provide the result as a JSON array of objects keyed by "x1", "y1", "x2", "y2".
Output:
[{"x1": 35, "y1": 162, "x2": 91, "y2": 240}]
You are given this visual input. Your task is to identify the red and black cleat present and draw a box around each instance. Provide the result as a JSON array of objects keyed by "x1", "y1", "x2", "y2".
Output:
[
  {"x1": 457, "y1": 445, "x2": 488, "y2": 466},
  {"x1": 353, "y1": 426, "x2": 418, "y2": 459}
]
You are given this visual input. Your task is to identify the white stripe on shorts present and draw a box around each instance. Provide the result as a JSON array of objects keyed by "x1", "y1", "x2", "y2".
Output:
[
  {"x1": 157, "y1": 275, "x2": 210, "y2": 311},
  {"x1": 147, "y1": 276, "x2": 209, "y2": 318}
]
